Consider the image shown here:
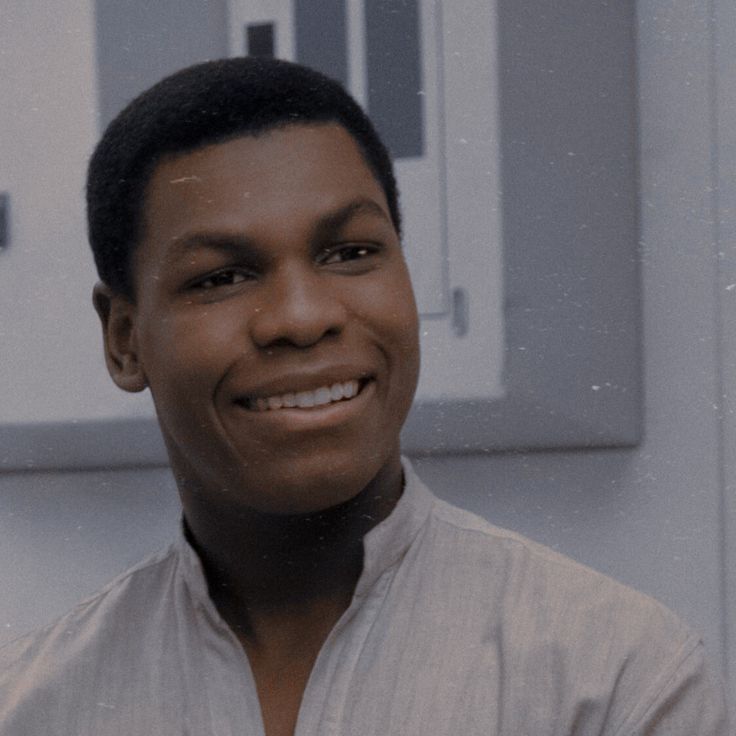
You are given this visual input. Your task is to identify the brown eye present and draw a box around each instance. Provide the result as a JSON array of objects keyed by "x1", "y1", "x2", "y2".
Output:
[
  {"x1": 193, "y1": 269, "x2": 251, "y2": 290},
  {"x1": 320, "y1": 244, "x2": 377, "y2": 265}
]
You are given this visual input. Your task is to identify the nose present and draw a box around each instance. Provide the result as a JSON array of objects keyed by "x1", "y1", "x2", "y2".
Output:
[{"x1": 249, "y1": 264, "x2": 348, "y2": 349}]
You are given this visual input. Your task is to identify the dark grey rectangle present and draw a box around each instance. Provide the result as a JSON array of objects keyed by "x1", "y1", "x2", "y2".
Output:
[
  {"x1": 365, "y1": 0, "x2": 424, "y2": 158},
  {"x1": 247, "y1": 22, "x2": 275, "y2": 58},
  {"x1": 0, "y1": 193, "x2": 8, "y2": 250},
  {"x1": 294, "y1": 0, "x2": 348, "y2": 89},
  {"x1": 94, "y1": 0, "x2": 229, "y2": 128}
]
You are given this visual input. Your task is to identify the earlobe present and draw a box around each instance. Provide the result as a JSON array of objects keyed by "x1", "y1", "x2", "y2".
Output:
[{"x1": 92, "y1": 282, "x2": 148, "y2": 393}]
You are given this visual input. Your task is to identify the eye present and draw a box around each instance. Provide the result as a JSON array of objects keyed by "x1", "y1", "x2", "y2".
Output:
[
  {"x1": 318, "y1": 244, "x2": 379, "y2": 266},
  {"x1": 190, "y1": 268, "x2": 253, "y2": 290}
]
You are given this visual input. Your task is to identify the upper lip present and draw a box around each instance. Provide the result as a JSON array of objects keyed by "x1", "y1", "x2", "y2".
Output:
[{"x1": 231, "y1": 366, "x2": 375, "y2": 402}]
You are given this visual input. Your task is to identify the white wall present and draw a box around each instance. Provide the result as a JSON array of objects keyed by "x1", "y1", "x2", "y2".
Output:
[
  {"x1": 0, "y1": 0, "x2": 153, "y2": 423},
  {"x1": 1, "y1": 0, "x2": 734, "y2": 711}
]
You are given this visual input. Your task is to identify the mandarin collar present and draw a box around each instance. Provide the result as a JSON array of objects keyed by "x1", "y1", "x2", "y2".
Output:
[
  {"x1": 353, "y1": 457, "x2": 434, "y2": 597},
  {"x1": 176, "y1": 456, "x2": 435, "y2": 607}
]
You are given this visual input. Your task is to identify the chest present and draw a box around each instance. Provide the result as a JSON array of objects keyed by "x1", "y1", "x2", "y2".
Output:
[
  {"x1": 249, "y1": 657, "x2": 314, "y2": 736},
  {"x1": 20, "y1": 606, "x2": 621, "y2": 736}
]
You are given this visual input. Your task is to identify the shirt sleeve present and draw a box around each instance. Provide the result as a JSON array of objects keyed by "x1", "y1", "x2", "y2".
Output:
[{"x1": 612, "y1": 640, "x2": 731, "y2": 736}]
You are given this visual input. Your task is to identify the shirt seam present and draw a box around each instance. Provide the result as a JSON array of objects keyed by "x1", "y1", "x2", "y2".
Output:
[
  {"x1": 428, "y1": 503, "x2": 686, "y2": 609},
  {"x1": 0, "y1": 542, "x2": 178, "y2": 653},
  {"x1": 609, "y1": 635, "x2": 703, "y2": 736},
  {"x1": 429, "y1": 503, "x2": 618, "y2": 578}
]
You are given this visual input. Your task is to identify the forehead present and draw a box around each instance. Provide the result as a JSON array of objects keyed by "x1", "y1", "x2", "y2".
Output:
[{"x1": 140, "y1": 123, "x2": 389, "y2": 243}]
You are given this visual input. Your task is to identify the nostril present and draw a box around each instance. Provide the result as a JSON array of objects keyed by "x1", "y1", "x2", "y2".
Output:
[{"x1": 250, "y1": 313, "x2": 346, "y2": 349}]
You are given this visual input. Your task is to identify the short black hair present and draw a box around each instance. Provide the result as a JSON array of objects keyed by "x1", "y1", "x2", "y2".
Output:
[{"x1": 86, "y1": 57, "x2": 400, "y2": 297}]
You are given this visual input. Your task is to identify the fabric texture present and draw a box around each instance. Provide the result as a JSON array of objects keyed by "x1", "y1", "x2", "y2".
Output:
[{"x1": 0, "y1": 460, "x2": 730, "y2": 735}]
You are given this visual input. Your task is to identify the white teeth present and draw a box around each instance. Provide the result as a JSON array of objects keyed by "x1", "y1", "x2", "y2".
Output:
[
  {"x1": 296, "y1": 391, "x2": 315, "y2": 408},
  {"x1": 247, "y1": 380, "x2": 362, "y2": 411},
  {"x1": 314, "y1": 387, "x2": 332, "y2": 406}
]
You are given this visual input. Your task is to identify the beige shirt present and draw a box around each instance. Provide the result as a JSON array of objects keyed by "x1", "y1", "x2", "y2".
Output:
[{"x1": 0, "y1": 460, "x2": 730, "y2": 734}]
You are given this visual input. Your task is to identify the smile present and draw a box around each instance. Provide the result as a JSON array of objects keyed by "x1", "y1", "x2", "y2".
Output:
[{"x1": 241, "y1": 379, "x2": 366, "y2": 412}]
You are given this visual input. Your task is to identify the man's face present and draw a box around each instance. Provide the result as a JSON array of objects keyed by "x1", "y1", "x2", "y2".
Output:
[{"x1": 127, "y1": 123, "x2": 419, "y2": 514}]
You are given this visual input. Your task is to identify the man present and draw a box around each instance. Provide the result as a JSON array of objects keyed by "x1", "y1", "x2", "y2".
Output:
[{"x1": 0, "y1": 57, "x2": 729, "y2": 735}]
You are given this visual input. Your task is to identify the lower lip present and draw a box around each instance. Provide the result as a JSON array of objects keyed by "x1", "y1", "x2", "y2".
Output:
[{"x1": 233, "y1": 380, "x2": 375, "y2": 431}]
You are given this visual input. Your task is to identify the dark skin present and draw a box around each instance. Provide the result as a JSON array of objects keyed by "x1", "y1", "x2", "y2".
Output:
[
  {"x1": 183, "y1": 460, "x2": 402, "y2": 736},
  {"x1": 93, "y1": 124, "x2": 420, "y2": 736}
]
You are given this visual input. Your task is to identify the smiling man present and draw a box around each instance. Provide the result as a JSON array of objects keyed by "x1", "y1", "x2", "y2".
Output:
[
  {"x1": 121, "y1": 123, "x2": 417, "y2": 518},
  {"x1": 0, "y1": 58, "x2": 730, "y2": 735}
]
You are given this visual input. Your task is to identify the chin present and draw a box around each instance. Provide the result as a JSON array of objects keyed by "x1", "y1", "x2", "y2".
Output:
[
  {"x1": 247, "y1": 437, "x2": 407, "y2": 515},
  {"x1": 164, "y1": 417, "x2": 403, "y2": 517},
  {"x1": 235, "y1": 453, "x2": 389, "y2": 516}
]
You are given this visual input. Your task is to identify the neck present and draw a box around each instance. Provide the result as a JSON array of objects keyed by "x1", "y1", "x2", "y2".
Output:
[{"x1": 180, "y1": 460, "x2": 404, "y2": 641}]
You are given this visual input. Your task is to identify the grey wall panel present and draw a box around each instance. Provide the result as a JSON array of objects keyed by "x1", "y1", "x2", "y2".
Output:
[
  {"x1": 294, "y1": 0, "x2": 348, "y2": 89},
  {"x1": 365, "y1": 0, "x2": 424, "y2": 158},
  {"x1": 94, "y1": 0, "x2": 229, "y2": 126},
  {"x1": 403, "y1": 0, "x2": 642, "y2": 452},
  {"x1": 497, "y1": 0, "x2": 641, "y2": 445}
]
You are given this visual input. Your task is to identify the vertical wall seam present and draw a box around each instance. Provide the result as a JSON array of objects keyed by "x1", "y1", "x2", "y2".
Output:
[
  {"x1": 706, "y1": 0, "x2": 731, "y2": 683},
  {"x1": 433, "y1": 0, "x2": 451, "y2": 309}
]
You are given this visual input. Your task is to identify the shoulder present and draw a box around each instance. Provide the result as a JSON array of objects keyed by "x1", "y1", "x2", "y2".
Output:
[
  {"x1": 422, "y1": 497, "x2": 692, "y2": 647},
  {"x1": 0, "y1": 543, "x2": 179, "y2": 719},
  {"x1": 409, "y1": 497, "x2": 729, "y2": 733},
  {"x1": 425, "y1": 496, "x2": 683, "y2": 625}
]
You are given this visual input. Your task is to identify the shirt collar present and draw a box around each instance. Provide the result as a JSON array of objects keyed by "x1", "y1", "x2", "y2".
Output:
[
  {"x1": 175, "y1": 456, "x2": 435, "y2": 607},
  {"x1": 354, "y1": 456, "x2": 434, "y2": 597}
]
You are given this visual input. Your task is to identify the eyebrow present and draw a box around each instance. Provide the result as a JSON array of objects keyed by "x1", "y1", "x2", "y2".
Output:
[
  {"x1": 167, "y1": 232, "x2": 257, "y2": 261},
  {"x1": 312, "y1": 198, "x2": 391, "y2": 239},
  {"x1": 166, "y1": 197, "x2": 393, "y2": 262}
]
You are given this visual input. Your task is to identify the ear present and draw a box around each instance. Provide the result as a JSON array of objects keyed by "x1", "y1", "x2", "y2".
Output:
[{"x1": 92, "y1": 282, "x2": 148, "y2": 393}]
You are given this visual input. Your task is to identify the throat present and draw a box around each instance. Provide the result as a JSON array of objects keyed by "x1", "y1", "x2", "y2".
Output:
[
  {"x1": 180, "y1": 456, "x2": 404, "y2": 645},
  {"x1": 188, "y1": 511, "x2": 365, "y2": 641},
  {"x1": 210, "y1": 541, "x2": 363, "y2": 632}
]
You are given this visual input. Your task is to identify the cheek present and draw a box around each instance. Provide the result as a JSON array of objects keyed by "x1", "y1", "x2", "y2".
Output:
[
  {"x1": 139, "y1": 306, "x2": 245, "y2": 398},
  {"x1": 381, "y1": 270, "x2": 420, "y2": 343},
  {"x1": 355, "y1": 271, "x2": 420, "y2": 371}
]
